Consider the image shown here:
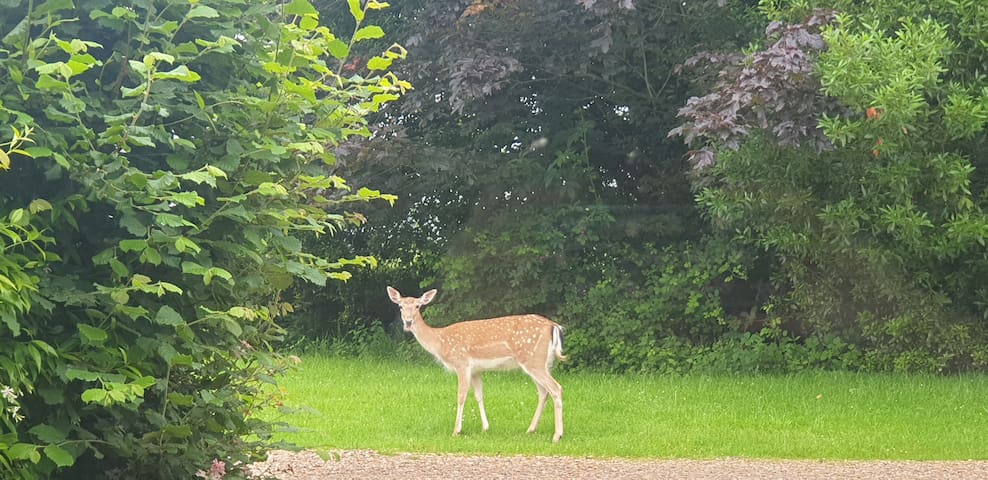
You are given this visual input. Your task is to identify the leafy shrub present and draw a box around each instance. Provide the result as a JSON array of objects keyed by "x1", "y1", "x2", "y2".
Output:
[
  {"x1": 672, "y1": 3, "x2": 988, "y2": 373},
  {"x1": 0, "y1": 0, "x2": 406, "y2": 477},
  {"x1": 559, "y1": 238, "x2": 746, "y2": 373},
  {"x1": 690, "y1": 324, "x2": 862, "y2": 375}
]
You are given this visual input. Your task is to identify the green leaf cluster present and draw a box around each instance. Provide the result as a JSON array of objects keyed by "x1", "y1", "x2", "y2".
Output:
[
  {"x1": 0, "y1": 0, "x2": 406, "y2": 477},
  {"x1": 689, "y1": 0, "x2": 988, "y2": 372}
]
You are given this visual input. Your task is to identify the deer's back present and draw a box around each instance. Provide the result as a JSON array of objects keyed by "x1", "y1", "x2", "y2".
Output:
[{"x1": 437, "y1": 314, "x2": 558, "y2": 366}]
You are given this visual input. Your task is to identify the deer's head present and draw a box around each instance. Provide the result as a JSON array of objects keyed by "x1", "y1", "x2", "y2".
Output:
[{"x1": 387, "y1": 286, "x2": 437, "y2": 332}]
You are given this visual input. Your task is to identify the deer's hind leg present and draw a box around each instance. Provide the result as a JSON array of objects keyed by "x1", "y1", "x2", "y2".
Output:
[
  {"x1": 471, "y1": 373, "x2": 490, "y2": 431},
  {"x1": 527, "y1": 381, "x2": 548, "y2": 434},
  {"x1": 527, "y1": 370, "x2": 563, "y2": 443}
]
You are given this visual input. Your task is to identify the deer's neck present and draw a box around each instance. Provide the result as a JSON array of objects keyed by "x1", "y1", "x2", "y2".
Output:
[{"x1": 410, "y1": 317, "x2": 447, "y2": 362}]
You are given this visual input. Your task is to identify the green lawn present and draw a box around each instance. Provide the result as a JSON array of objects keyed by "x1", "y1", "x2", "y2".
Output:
[{"x1": 261, "y1": 355, "x2": 988, "y2": 460}]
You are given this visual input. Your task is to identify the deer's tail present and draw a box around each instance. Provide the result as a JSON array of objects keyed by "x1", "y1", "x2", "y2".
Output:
[{"x1": 551, "y1": 324, "x2": 568, "y2": 362}]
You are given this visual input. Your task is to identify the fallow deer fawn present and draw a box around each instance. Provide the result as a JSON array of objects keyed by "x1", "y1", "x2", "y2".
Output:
[{"x1": 387, "y1": 286, "x2": 566, "y2": 443}]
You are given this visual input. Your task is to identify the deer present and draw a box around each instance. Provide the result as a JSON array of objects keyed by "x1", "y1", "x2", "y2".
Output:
[{"x1": 386, "y1": 286, "x2": 566, "y2": 443}]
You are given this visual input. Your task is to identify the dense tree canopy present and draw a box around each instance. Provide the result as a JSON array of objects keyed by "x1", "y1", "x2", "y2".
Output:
[
  {"x1": 299, "y1": 0, "x2": 988, "y2": 374},
  {"x1": 291, "y1": 0, "x2": 769, "y2": 371}
]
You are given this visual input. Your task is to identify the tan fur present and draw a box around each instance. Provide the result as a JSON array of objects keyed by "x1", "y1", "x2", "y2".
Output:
[{"x1": 387, "y1": 286, "x2": 566, "y2": 443}]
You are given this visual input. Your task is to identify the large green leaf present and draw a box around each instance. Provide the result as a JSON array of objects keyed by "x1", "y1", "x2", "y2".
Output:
[
  {"x1": 119, "y1": 239, "x2": 147, "y2": 252},
  {"x1": 154, "y1": 305, "x2": 184, "y2": 326},
  {"x1": 44, "y1": 445, "x2": 75, "y2": 467},
  {"x1": 353, "y1": 26, "x2": 384, "y2": 43},
  {"x1": 77, "y1": 324, "x2": 109, "y2": 344},
  {"x1": 6, "y1": 443, "x2": 38, "y2": 462},
  {"x1": 186, "y1": 5, "x2": 219, "y2": 18},
  {"x1": 284, "y1": 0, "x2": 317, "y2": 16},
  {"x1": 347, "y1": 0, "x2": 364, "y2": 22},
  {"x1": 29, "y1": 424, "x2": 67, "y2": 444},
  {"x1": 327, "y1": 39, "x2": 349, "y2": 60}
]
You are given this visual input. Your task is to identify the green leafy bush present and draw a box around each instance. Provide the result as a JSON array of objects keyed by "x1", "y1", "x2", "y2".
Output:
[
  {"x1": 690, "y1": 325, "x2": 861, "y2": 374},
  {"x1": 559, "y1": 237, "x2": 748, "y2": 373},
  {"x1": 673, "y1": 1, "x2": 988, "y2": 372},
  {"x1": 0, "y1": 0, "x2": 406, "y2": 477}
]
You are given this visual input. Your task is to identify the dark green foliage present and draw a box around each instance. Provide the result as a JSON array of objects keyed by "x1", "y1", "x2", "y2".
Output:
[
  {"x1": 291, "y1": 0, "x2": 988, "y2": 376},
  {"x1": 295, "y1": 1, "x2": 766, "y2": 367},
  {"x1": 675, "y1": 1, "x2": 988, "y2": 372},
  {"x1": 557, "y1": 238, "x2": 739, "y2": 372},
  {"x1": 0, "y1": 0, "x2": 405, "y2": 477}
]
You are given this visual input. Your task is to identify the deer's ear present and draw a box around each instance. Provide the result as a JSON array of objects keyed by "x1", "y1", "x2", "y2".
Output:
[
  {"x1": 419, "y1": 289, "x2": 438, "y2": 305},
  {"x1": 386, "y1": 286, "x2": 402, "y2": 304}
]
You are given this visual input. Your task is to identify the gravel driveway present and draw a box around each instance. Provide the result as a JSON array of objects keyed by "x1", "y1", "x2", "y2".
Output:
[{"x1": 247, "y1": 449, "x2": 988, "y2": 479}]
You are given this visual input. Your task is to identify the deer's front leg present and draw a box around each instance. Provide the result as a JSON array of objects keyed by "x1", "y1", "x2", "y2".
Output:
[{"x1": 453, "y1": 370, "x2": 470, "y2": 436}]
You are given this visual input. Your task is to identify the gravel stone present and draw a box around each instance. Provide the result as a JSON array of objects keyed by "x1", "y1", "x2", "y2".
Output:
[{"x1": 247, "y1": 449, "x2": 988, "y2": 479}]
